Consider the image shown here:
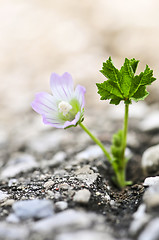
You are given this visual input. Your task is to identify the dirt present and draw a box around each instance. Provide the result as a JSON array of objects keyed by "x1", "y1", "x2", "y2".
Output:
[
  {"x1": 0, "y1": 107, "x2": 159, "y2": 239},
  {"x1": 86, "y1": 158, "x2": 145, "y2": 239},
  {"x1": 0, "y1": 149, "x2": 146, "y2": 239}
]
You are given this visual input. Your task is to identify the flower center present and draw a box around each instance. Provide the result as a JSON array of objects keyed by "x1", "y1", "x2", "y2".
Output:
[{"x1": 58, "y1": 101, "x2": 72, "y2": 116}]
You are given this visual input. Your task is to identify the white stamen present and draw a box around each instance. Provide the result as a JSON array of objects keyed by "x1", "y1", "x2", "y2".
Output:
[{"x1": 58, "y1": 101, "x2": 72, "y2": 116}]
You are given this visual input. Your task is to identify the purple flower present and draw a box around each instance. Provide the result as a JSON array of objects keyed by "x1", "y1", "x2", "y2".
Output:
[{"x1": 31, "y1": 72, "x2": 86, "y2": 129}]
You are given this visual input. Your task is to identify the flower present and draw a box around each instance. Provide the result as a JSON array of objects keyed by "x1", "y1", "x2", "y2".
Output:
[{"x1": 31, "y1": 72, "x2": 86, "y2": 128}]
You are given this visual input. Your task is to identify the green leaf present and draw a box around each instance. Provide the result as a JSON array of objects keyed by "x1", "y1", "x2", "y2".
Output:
[
  {"x1": 119, "y1": 58, "x2": 134, "y2": 97},
  {"x1": 96, "y1": 81, "x2": 123, "y2": 105},
  {"x1": 129, "y1": 58, "x2": 139, "y2": 73},
  {"x1": 110, "y1": 97, "x2": 121, "y2": 105},
  {"x1": 131, "y1": 85, "x2": 149, "y2": 101},
  {"x1": 98, "y1": 81, "x2": 123, "y2": 98},
  {"x1": 111, "y1": 129, "x2": 124, "y2": 165},
  {"x1": 140, "y1": 65, "x2": 156, "y2": 85},
  {"x1": 100, "y1": 57, "x2": 121, "y2": 84},
  {"x1": 97, "y1": 57, "x2": 156, "y2": 105},
  {"x1": 129, "y1": 75, "x2": 141, "y2": 96},
  {"x1": 96, "y1": 83, "x2": 116, "y2": 100}
]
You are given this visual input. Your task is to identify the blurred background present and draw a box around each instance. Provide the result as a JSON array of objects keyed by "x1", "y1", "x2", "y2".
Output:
[{"x1": 0, "y1": 0, "x2": 159, "y2": 135}]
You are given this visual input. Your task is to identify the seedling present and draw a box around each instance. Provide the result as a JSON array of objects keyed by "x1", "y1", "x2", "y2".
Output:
[{"x1": 32, "y1": 57, "x2": 156, "y2": 188}]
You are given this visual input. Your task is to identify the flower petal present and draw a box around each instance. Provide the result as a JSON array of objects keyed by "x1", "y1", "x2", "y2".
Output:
[
  {"x1": 44, "y1": 112, "x2": 80, "y2": 129},
  {"x1": 50, "y1": 72, "x2": 74, "y2": 101},
  {"x1": 32, "y1": 72, "x2": 86, "y2": 129},
  {"x1": 74, "y1": 85, "x2": 86, "y2": 109},
  {"x1": 63, "y1": 112, "x2": 81, "y2": 128},
  {"x1": 43, "y1": 116, "x2": 65, "y2": 128},
  {"x1": 31, "y1": 92, "x2": 57, "y2": 115}
]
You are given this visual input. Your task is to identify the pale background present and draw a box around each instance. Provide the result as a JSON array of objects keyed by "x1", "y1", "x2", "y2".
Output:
[{"x1": 0, "y1": 0, "x2": 159, "y2": 132}]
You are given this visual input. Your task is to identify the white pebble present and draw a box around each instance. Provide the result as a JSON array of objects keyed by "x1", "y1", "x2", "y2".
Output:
[
  {"x1": 0, "y1": 190, "x2": 9, "y2": 203},
  {"x1": 143, "y1": 176, "x2": 159, "y2": 186},
  {"x1": 139, "y1": 111, "x2": 159, "y2": 132},
  {"x1": 12, "y1": 199, "x2": 54, "y2": 220},
  {"x1": 138, "y1": 218, "x2": 159, "y2": 240},
  {"x1": 44, "y1": 180, "x2": 54, "y2": 189},
  {"x1": 73, "y1": 189, "x2": 91, "y2": 203},
  {"x1": 141, "y1": 144, "x2": 159, "y2": 173},
  {"x1": 55, "y1": 201, "x2": 68, "y2": 210}
]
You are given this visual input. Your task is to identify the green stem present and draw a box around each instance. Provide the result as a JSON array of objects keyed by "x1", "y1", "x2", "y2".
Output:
[
  {"x1": 123, "y1": 104, "x2": 129, "y2": 160},
  {"x1": 115, "y1": 103, "x2": 129, "y2": 188},
  {"x1": 115, "y1": 168, "x2": 126, "y2": 188},
  {"x1": 79, "y1": 122, "x2": 112, "y2": 163},
  {"x1": 79, "y1": 105, "x2": 130, "y2": 189}
]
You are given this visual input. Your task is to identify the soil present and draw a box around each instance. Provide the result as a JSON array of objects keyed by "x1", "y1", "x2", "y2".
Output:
[
  {"x1": 0, "y1": 147, "x2": 146, "y2": 239},
  {"x1": 0, "y1": 109, "x2": 159, "y2": 239}
]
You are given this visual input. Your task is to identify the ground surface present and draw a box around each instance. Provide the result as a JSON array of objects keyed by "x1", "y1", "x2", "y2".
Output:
[
  {"x1": 0, "y1": 1, "x2": 159, "y2": 240},
  {"x1": 0, "y1": 102, "x2": 159, "y2": 240}
]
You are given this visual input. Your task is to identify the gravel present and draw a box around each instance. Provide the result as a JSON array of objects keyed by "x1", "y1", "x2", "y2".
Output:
[
  {"x1": 11, "y1": 199, "x2": 54, "y2": 220},
  {"x1": 141, "y1": 144, "x2": 159, "y2": 173},
  {"x1": 73, "y1": 189, "x2": 91, "y2": 203}
]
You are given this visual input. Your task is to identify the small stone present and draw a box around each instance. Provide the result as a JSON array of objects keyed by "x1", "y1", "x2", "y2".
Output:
[
  {"x1": 139, "y1": 111, "x2": 159, "y2": 132},
  {"x1": 73, "y1": 189, "x2": 91, "y2": 203},
  {"x1": 56, "y1": 230, "x2": 114, "y2": 240},
  {"x1": 96, "y1": 191, "x2": 101, "y2": 196},
  {"x1": 138, "y1": 218, "x2": 159, "y2": 240},
  {"x1": 55, "y1": 201, "x2": 68, "y2": 211},
  {"x1": 8, "y1": 179, "x2": 18, "y2": 187},
  {"x1": 1, "y1": 199, "x2": 15, "y2": 206},
  {"x1": 21, "y1": 196, "x2": 28, "y2": 200},
  {"x1": 39, "y1": 174, "x2": 48, "y2": 180},
  {"x1": 12, "y1": 199, "x2": 54, "y2": 220},
  {"x1": 133, "y1": 204, "x2": 147, "y2": 219},
  {"x1": 47, "y1": 190, "x2": 54, "y2": 197},
  {"x1": 54, "y1": 192, "x2": 61, "y2": 200},
  {"x1": 75, "y1": 145, "x2": 104, "y2": 162},
  {"x1": 59, "y1": 183, "x2": 70, "y2": 190},
  {"x1": 127, "y1": 132, "x2": 140, "y2": 148},
  {"x1": 146, "y1": 194, "x2": 159, "y2": 210},
  {"x1": 75, "y1": 165, "x2": 98, "y2": 186},
  {"x1": 0, "y1": 222, "x2": 29, "y2": 240},
  {"x1": 2, "y1": 209, "x2": 8, "y2": 215},
  {"x1": 143, "y1": 176, "x2": 159, "y2": 186},
  {"x1": 125, "y1": 147, "x2": 133, "y2": 159},
  {"x1": 129, "y1": 204, "x2": 150, "y2": 236},
  {"x1": 64, "y1": 165, "x2": 73, "y2": 170},
  {"x1": 54, "y1": 169, "x2": 67, "y2": 176},
  {"x1": 41, "y1": 151, "x2": 66, "y2": 168},
  {"x1": 6, "y1": 213, "x2": 20, "y2": 223},
  {"x1": 28, "y1": 131, "x2": 67, "y2": 154},
  {"x1": 109, "y1": 200, "x2": 115, "y2": 206},
  {"x1": 0, "y1": 190, "x2": 9, "y2": 203},
  {"x1": 75, "y1": 165, "x2": 92, "y2": 175},
  {"x1": 143, "y1": 185, "x2": 159, "y2": 211},
  {"x1": 141, "y1": 144, "x2": 159, "y2": 173},
  {"x1": 104, "y1": 193, "x2": 111, "y2": 201},
  {"x1": 44, "y1": 180, "x2": 54, "y2": 189},
  {"x1": 0, "y1": 153, "x2": 38, "y2": 179},
  {"x1": 33, "y1": 209, "x2": 104, "y2": 233}
]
